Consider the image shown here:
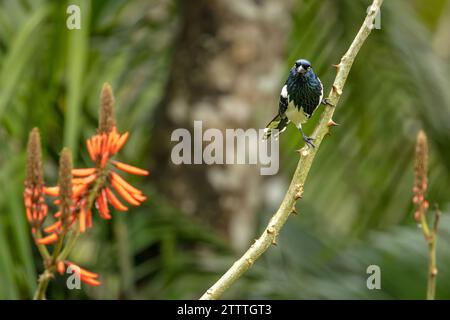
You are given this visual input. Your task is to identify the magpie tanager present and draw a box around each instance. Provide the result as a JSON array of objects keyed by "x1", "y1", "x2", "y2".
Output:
[{"x1": 263, "y1": 59, "x2": 329, "y2": 148}]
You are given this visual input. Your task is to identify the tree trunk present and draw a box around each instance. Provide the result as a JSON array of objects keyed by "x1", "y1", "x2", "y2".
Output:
[{"x1": 152, "y1": 0, "x2": 292, "y2": 250}]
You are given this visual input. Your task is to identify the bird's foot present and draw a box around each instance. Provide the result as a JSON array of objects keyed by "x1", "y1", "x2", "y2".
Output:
[
  {"x1": 302, "y1": 134, "x2": 315, "y2": 149},
  {"x1": 322, "y1": 98, "x2": 334, "y2": 107}
]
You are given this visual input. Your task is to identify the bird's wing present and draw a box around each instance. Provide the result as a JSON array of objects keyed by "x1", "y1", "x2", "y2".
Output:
[
  {"x1": 278, "y1": 84, "x2": 289, "y2": 116},
  {"x1": 302, "y1": 78, "x2": 323, "y2": 116},
  {"x1": 263, "y1": 84, "x2": 290, "y2": 140}
]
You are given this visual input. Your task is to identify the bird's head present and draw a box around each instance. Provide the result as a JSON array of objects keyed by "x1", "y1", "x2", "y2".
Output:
[{"x1": 294, "y1": 59, "x2": 312, "y2": 76}]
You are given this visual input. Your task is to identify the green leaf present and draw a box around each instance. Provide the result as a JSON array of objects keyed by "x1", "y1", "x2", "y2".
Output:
[
  {"x1": 63, "y1": 0, "x2": 90, "y2": 155},
  {"x1": 0, "y1": 5, "x2": 49, "y2": 119}
]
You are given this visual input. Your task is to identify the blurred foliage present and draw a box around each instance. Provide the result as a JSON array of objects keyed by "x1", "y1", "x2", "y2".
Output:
[{"x1": 0, "y1": 0, "x2": 450, "y2": 300}]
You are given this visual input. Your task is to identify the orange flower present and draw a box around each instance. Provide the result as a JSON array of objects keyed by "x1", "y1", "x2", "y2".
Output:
[
  {"x1": 86, "y1": 127, "x2": 128, "y2": 167},
  {"x1": 57, "y1": 261, "x2": 101, "y2": 286},
  {"x1": 36, "y1": 233, "x2": 58, "y2": 245},
  {"x1": 43, "y1": 126, "x2": 149, "y2": 233},
  {"x1": 79, "y1": 127, "x2": 148, "y2": 230},
  {"x1": 43, "y1": 220, "x2": 62, "y2": 233},
  {"x1": 57, "y1": 261, "x2": 65, "y2": 275}
]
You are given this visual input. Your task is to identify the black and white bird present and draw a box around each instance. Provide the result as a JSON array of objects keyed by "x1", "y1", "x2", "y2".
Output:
[{"x1": 263, "y1": 59, "x2": 328, "y2": 148}]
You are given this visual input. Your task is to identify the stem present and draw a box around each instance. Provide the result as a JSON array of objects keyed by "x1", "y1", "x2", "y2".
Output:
[
  {"x1": 33, "y1": 269, "x2": 53, "y2": 300},
  {"x1": 33, "y1": 232, "x2": 68, "y2": 300},
  {"x1": 32, "y1": 230, "x2": 53, "y2": 300},
  {"x1": 34, "y1": 230, "x2": 50, "y2": 260},
  {"x1": 33, "y1": 172, "x2": 105, "y2": 300},
  {"x1": 427, "y1": 236, "x2": 437, "y2": 300},
  {"x1": 57, "y1": 228, "x2": 81, "y2": 262},
  {"x1": 419, "y1": 210, "x2": 430, "y2": 239},
  {"x1": 425, "y1": 208, "x2": 441, "y2": 300},
  {"x1": 33, "y1": 226, "x2": 69, "y2": 300},
  {"x1": 199, "y1": 0, "x2": 383, "y2": 300}
]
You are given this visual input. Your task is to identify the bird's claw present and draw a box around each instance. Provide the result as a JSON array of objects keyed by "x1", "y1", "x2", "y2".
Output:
[
  {"x1": 302, "y1": 135, "x2": 315, "y2": 149},
  {"x1": 322, "y1": 98, "x2": 334, "y2": 107}
]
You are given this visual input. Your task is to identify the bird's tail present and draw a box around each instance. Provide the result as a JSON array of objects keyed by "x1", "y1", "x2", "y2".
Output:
[{"x1": 263, "y1": 114, "x2": 289, "y2": 140}]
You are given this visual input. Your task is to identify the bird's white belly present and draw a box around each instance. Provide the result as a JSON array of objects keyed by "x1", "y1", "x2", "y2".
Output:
[{"x1": 285, "y1": 102, "x2": 308, "y2": 126}]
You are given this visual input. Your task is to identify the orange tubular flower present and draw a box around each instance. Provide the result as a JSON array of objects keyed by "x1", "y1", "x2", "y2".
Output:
[
  {"x1": 79, "y1": 209, "x2": 86, "y2": 232},
  {"x1": 36, "y1": 233, "x2": 58, "y2": 245},
  {"x1": 112, "y1": 160, "x2": 149, "y2": 176},
  {"x1": 57, "y1": 261, "x2": 65, "y2": 275},
  {"x1": 57, "y1": 261, "x2": 101, "y2": 286},
  {"x1": 43, "y1": 220, "x2": 62, "y2": 233},
  {"x1": 44, "y1": 186, "x2": 59, "y2": 197},
  {"x1": 72, "y1": 168, "x2": 97, "y2": 176}
]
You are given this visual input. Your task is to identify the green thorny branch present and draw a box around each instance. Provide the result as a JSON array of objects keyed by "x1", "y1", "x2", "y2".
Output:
[{"x1": 200, "y1": 0, "x2": 384, "y2": 300}]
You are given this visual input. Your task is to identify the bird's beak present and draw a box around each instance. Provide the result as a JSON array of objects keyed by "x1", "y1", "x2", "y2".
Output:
[{"x1": 297, "y1": 66, "x2": 306, "y2": 75}]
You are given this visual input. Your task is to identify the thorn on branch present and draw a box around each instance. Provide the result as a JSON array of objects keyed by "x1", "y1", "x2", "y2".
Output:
[
  {"x1": 272, "y1": 237, "x2": 278, "y2": 246},
  {"x1": 431, "y1": 268, "x2": 438, "y2": 277},
  {"x1": 332, "y1": 85, "x2": 343, "y2": 96},
  {"x1": 295, "y1": 148, "x2": 309, "y2": 157},
  {"x1": 267, "y1": 226, "x2": 275, "y2": 234},
  {"x1": 291, "y1": 206, "x2": 298, "y2": 215},
  {"x1": 294, "y1": 184, "x2": 303, "y2": 201},
  {"x1": 327, "y1": 120, "x2": 339, "y2": 127}
]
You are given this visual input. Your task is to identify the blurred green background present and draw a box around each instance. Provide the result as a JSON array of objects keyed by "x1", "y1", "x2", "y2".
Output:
[{"x1": 1, "y1": 0, "x2": 450, "y2": 299}]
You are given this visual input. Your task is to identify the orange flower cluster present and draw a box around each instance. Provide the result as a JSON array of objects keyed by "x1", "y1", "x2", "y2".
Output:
[
  {"x1": 39, "y1": 127, "x2": 149, "y2": 243},
  {"x1": 26, "y1": 83, "x2": 148, "y2": 292},
  {"x1": 24, "y1": 128, "x2": 47, "y2": 233}
]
